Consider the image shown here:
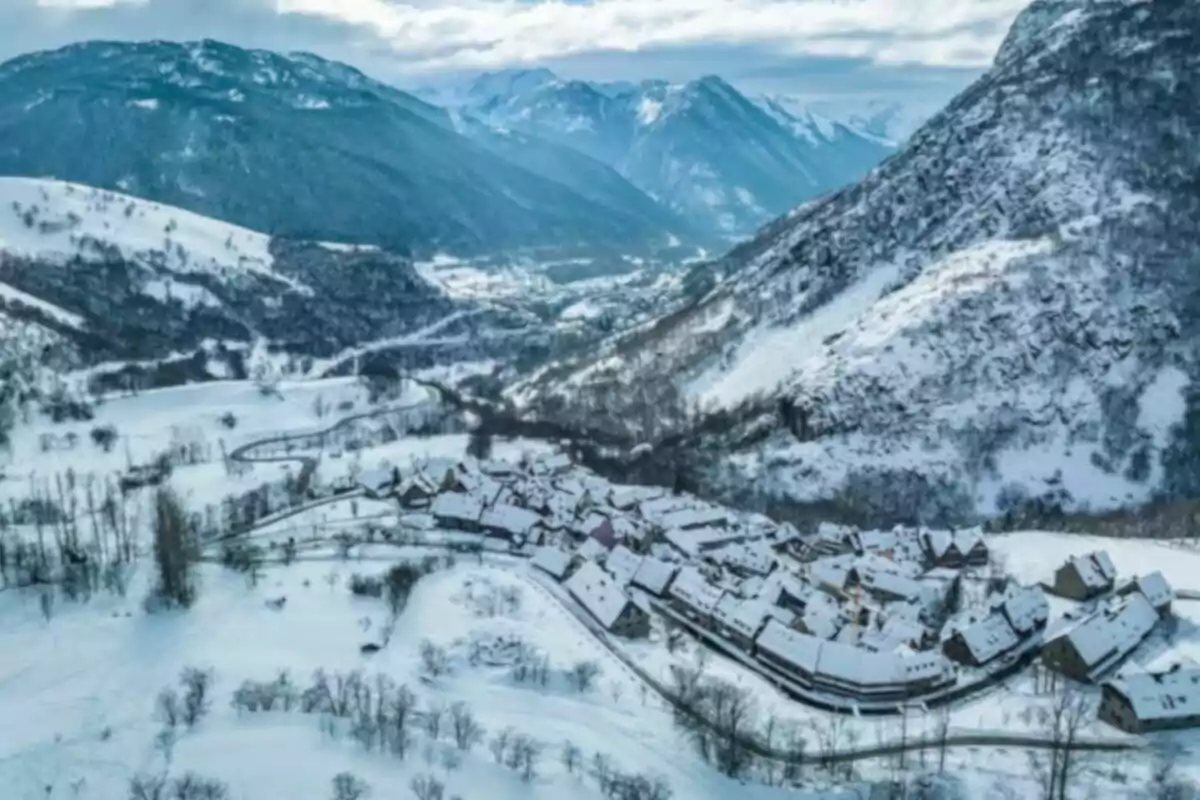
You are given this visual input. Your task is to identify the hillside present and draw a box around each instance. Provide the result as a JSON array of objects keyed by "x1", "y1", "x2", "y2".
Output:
[
  {"x1": 0, "y1": 40, "x2": 685, "y2": 257},
  {"x1": 0, "y1": 178, "x2": 530, "y2": 390},
  {"x1": 519, "y1": 0, "x2": 1200, "y2": 526},
  {"x1": 426, "y1": 71, "x2": 893, "y2": 236}
]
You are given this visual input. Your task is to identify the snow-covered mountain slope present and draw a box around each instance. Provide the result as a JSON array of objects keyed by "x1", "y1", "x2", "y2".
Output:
[
  {"x1": 523, "y1": 0, "x2": 1200, "y2": 525},
  {"x1": 426, "y1": 71, "x2": 894, "y2": 236},
  {"x1": 0, "y1": 178, "x2": 541, "y2": 385},
  {"x1": 757, "y1": 96, "x2": 933, "y2": 149},
  {"x1": 0, "y1": 40, "x2": 684, "y2": 257}
]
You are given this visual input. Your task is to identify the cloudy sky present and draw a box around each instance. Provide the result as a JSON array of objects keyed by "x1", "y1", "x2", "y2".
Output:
[{"x1": 1, "y1": 0, "x2": 1029, "y2": 107}]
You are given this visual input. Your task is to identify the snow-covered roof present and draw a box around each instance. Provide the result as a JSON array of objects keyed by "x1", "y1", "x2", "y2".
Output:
[
  {"x1": 1063, "y1": 550, "x2": 1118, "y2": 589},
  {"x1": 632, "y1": 558, "x2": 677, "y2": 595},
  {"x1": 953, "y1": 613, "x2": 1020, "y2": 664},
  {"x1": 605, "y1": 545, "x2": 643, "y2": 587},
  {"x1": 815, "y1": 521, "x2": 856, "y2": 543},
  {"x1": 710, "y1": 540, "x2": 775, "y2": 575},
  {"x1": 479, "y1": 503, "x2": 543, "y2": 536},
  {"x1": 531, "y1": 546, "x2": 573, "y2": 579},
  {"x1": 356, "y1": 468, "x2": 395, "y2": 493},
  {"x1": 664, "y1": 526, "x2": 745, "y2": 556},
  {"x1": 610, "y1": 485, "x2": 663, "y2": 511},
  {"x1": 922, "y1": 529, "x2": 955, "y2": 558},
  {"x1": 1127, "y1": 571, "x2": 1173, "y2": 609},
  {"x1": 579, "y1": 538, "x2": 607, "y2": 561},
  {"x1": 954, "y1": 527, "x2": 986, "y2": 553},
  {"x1": 800, "y1": 592, "x2": 844, "y2": 639},
  {"x1": 810, "y1": 555, "x2": 854, "y2": 590},
  {"x1": 430, "y1": 492, "x2": 483, "y2": 523},
  {"x1": 565, "y1": 560, "x2": 636, "y2": 630},
  {"x1": 479, "y1": 460, "x2": 520, "y2": 478},
  {"x1": 610, "y1": 515, "x2": 645, "y2": 542},
  {"x1": 855, "y1": 568, "x2": 924, "y2": 602},
  {"x1": 756, "y1": 570, "x2": 810, "y2": 607},
  {"x1": 996, "y1": 584, "x2": 1049, "y2": 634},
  {"x1": 757, "y1": 620, "x2": 953, "y2": 688},
  {"x1": 1055, "y1": 592, "x2": 1158, "y2": 673},
  {"x1": 1105, "y1": 666, "x2": 1200, "y2": 722},
  {"x1": 639, "y1": 495, "x2": 693, "y2": 519},
  {"x1": 659, "y1": 507, "x2": 730, "y2": 530},
  {"x1": 532, "y1": 452, "x2": 573, "y2": 475},
  {"x1": 713, "y1": 595, "x2": 774, "y2": 640},
  {"x1": 668, "y1": 566, "x2": 726, "y2": 615}
]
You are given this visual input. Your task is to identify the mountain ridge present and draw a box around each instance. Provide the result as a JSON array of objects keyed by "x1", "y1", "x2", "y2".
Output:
[
  {"x1": 518, "y1": 0, "x2": 1200, "y2": 526},
  {"x1": 0, "y1": 40, "x2": 687, "y2": 258}
]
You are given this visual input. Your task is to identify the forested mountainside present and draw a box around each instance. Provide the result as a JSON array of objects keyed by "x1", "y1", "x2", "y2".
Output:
[
  {"x1": 0, "y1": 40, "x2": 687, "y2": 257},
  {"x1": 519, "y1": 0, "x2": 1200, "y2": 526}
]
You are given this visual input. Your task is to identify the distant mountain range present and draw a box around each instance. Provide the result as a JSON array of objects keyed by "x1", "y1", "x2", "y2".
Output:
[
  {"x1": 420, "y1": 70, "x2": 901, "y2": 236},
  {"x1": 0, "y1": 41, "x2": 910, "y2": 257},
  {"x1": 0, "y1": 40, "x2": 692, "y2": 258}
]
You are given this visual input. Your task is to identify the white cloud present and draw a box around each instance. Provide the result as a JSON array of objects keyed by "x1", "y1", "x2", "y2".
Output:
[{"x1": 272, "y1": 0, "x2": 1027, "y2": 72}]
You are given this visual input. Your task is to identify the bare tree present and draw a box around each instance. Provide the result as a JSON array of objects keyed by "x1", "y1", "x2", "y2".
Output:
[
  {"x1": 387, "y1": 683, "x2": 418, "y2": 760},
  {"x1": 180, "y1": 667, "x2": 214, "y2": 728},
  {"x1": 449, "y1": 701, "x2": 484, "y2": 752},
  {"x1": 156, "y1": 688, "x2": 182, "y2": 729},
  {"x1": 561, "y1": 740, "x2": 583, "y2": 776},
  {"x1": 409, "y1": 774, "x2": 445, "y2": 800},
  {"x1": 331, "y1": 772, "x2": 370, "y2": 800},
  {"x1": 489, "y1": 726, "x2": 514, "y2": 764},
  {"x1": 590, "y1": 752, "x2": 615, "y2": 795},
  {"x1": 934, "y1": 703, "x2": 952, "y2": 775},
  {"x1": 150, "y1": 488, "x2": 197, "y2": 608},
  {"x1": 508, "y1": 733, "x2": 542, "y2": 782},
  {"x1": 419, "y1": 640, "x2": 450, "y2": 679},
  {"x1": 568, "y1": 660, "x2": 602, "y2": 693},
  {"x1": 1029, "y1": 683, "x2": 1094, "y2": 800},
  {"x1": 424, "y1": 701, "x2": 446, "y2": 741}
]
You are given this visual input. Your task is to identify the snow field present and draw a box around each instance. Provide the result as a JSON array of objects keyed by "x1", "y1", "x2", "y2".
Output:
[{"x1": 0, "y1": 558, "x2": 820, "y2": 800}]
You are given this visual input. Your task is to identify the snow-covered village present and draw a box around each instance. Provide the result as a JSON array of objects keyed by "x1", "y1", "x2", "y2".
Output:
[
  {"x1": 4, "y1": 373, "x2": 1200, "y2": 800},
  {"x1": 2, "y1": 1, "x2": 1200, "y2": 798}
]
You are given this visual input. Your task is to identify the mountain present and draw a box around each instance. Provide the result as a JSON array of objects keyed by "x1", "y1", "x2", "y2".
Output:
[
  {"x1": 0, "y1": 41, "x2": 686, "y2": 257},
  {"x1": 0, "y1": 177, "x2": 543, "y2": 395},
  {"x1": 424, "y1": 71, "x2": 894, "y2": 236},
  {"x1": 754, "y1": 96, "x2": 928, "y2": 149},
  {"x1": 522, "y1": 0, "x2": 1200, "y2": 526}
]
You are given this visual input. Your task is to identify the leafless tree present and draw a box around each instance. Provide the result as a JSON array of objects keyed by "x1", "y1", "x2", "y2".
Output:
[
  {"x1": 331, "y1": 772, "x2": 370, "y2": 800},
  {"x1": 420, "y1": 640, "x2": 450, "y2": 679},
  {"x1": 180, "y1": 667, "x2": 214, "y2": 728},
  {"x1": 590, "y1": 752, "x2": 615, "y2": 795},
  {"x1": 507, "y1": 733, "x2": 542, "y2": 782},
  {"x1": 150, "y1": 488, "x2": 197, "y2": 608},
  {"x1": 568, "y1": 660, "x2": 602, "y2": 693},
  {"x1": 409, "y1": 774, "x2": 445, "y2": 800},
  {"x1": 561, "y1": 740, "x2": 582, "y2": 776},
  {"x1": 1028, "y1": 683, "x2": 1093, "y2": 800},
  {"x1": 156, "y1": 688, "x2": 182, "y2": 729},
  {"x1": 934, "y1": 704, "x2": 952, "y2": 775},
  {"x1": 489, "y1": 726, "x2": 514, "y2": 764},
  {"x1": 449, "y1": 701, "x2": 484, "y2": 752},
  {"x1": 424, "y1": 701, "x2": 446, "y2": 741}
]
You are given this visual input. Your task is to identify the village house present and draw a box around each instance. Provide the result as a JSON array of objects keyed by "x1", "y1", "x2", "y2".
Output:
[
  {"x1": 798, "y1": 591, "x2": 846, "y2": 640},
  {"x1": 604, "y1": 545, "x2": 644, "y2": 587},
  {"x1": 713, "y1": 595, "x2": 775, "y2": 649},
  {"x1": 631, "y1": 558, "x2": 678, "y2": 597},
  {"x1": 1041, "y1": 592, "x2": 1159, "y2": 682},
  {"x1": 708, "y1": 540, "x2": 776, "y2": 577},
  {"x1": 564, "y1": 561, "x2": 650, "y2": 638},
  {"x1": 1116, "y1": 571, "x2": 1173, "y2": 617},
  {"x1": 659, "y1": 506, "x2": 731, "y2": 531},
  {"x1": 396, "y1": 473, "x2": 439, "y2": 508},
  {"x1": 664, "y1": 526, "x2": 748, "y2": 557},
  {"x1": 430, "y1": 492, "x2": 484, "y2": 532},
  {"x1": 667, "y1": 566, "x2": 727, "y2": 627},
  {"x1": 847, "y1": 567, "x2": 926, "y2": 604},
  {"x1": 994, "y1": 584, "x2": 1050, "y2": 636},
  {"x1": 356, "y1": 467, "x2": 400, "y2": 499},
  {"x1": 860, "y1": 615, "x2": 930, "y2": 654},
  {"x1": 1048, "y1": 551, "x2": 1118, "y2": 601},
  {"x1": 531, "y1": 452, "x2": 573, "y2": 477},
  {"x1": 1098, "y1": 664, "x2": 1200, "y2": 733},
  {"x1": 479, "y1": 460, "x2": 521, "y2": 481},
  {"x1": 531, "y1": 546, "x2": 575, "y2": 581},
  {"x1": 757, "y1": 571, "x2": 812, "y2": 615},
  {"x1": 942, "y1": 612, "x2": 1021, "y2": 668},
  {"x1": 753, "y1": 619, "x2": 955, "y2": 700},
  {"x1": 479, "y1": 503, "x2": 545, "y2": 543}
]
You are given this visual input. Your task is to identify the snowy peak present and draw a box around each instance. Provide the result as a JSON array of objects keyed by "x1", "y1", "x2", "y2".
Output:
[
  {"x1": 528, "y1": 0, "x2": 1200, "y2": 525},
  {"x1": 436, "y1": 69, "x2": 894, "y2": 235}
]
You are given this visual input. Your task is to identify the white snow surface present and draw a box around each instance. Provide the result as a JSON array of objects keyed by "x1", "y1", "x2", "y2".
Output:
[{"x1": 0, "y1": 177, "x2": 309, "y2": 293}]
